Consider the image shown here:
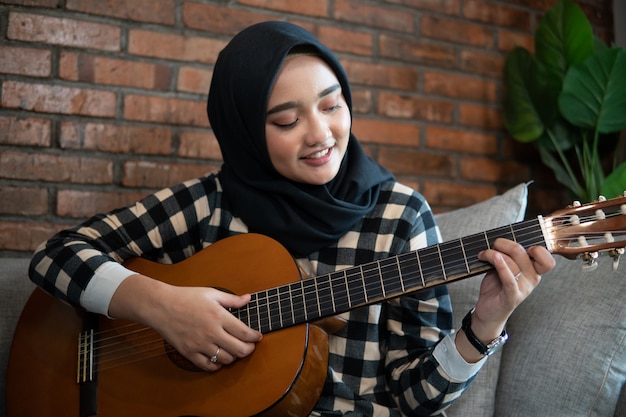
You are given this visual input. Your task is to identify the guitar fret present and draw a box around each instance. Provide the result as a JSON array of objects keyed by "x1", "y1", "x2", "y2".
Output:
[
  {"x1": 397, "y1": 251, "x2": 422, "y2": 290},
  {"x1": 395, "y1": 256, "x2": 405, "y2": 292},
  {"x1": 379, "y1": 257, "x2": 402, "y2": 296},
  {"x1": 290, "y1": 281, "x2": 306, "y2": 325},
  {"x1": 437, "y1": 245, "x2": 447, "y2": 280},
  {"x1": 330, "y1": 270, "x2": 349, "y2": 312},
  {"x1": 303, "y1": 279, "x2": 319, "y2": 322},
  {"x1": 346, "y1": 269, "x2": 367, "y2": 306},
  {"x1": 359, "y1": 265, "x2": 369, "y2": 303},
  {"x1": 418, "y1": 245, "x2": 444, "y2": 285},
  {"x1": 344, "y1": 270, "x2": 351, "y2": 308},
  {"x1": 415, "y1": 251, "x2": 425, "y2": 287},
  {"x1": 316, "y1": 275, "x2": 333, "y2": 316},
  {"x1": 313, "y1": 278, "x2": 321, "y2": 318},
  {"x1": 266, "y1": 288, "x2": 279, "y2": 332},
  {"x1": 459, "y1": 238, "x2": 470, "y2": 273},
  {"x1": 275, "y1": 286, "x2": 283, "y2": 329}
]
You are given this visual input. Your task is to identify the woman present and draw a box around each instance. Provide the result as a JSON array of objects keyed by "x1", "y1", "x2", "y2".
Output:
[{"x1": 29, "y1": 21, "x2": 554, "y2": 416}]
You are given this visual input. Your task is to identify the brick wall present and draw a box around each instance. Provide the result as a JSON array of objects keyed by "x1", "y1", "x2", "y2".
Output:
[{"x1": 0, "y1": 0, "x2": 614, "y2": 255}]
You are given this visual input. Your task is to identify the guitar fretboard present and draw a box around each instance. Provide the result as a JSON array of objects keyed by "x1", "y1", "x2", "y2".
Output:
[{"x1": 232, "y1": 218, "x2": 546, "y2": 333}]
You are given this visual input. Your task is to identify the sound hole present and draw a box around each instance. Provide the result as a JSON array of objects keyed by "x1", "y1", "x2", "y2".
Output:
[{"x1": 164, "y1": 340, "x2": 203, "y2": 372}]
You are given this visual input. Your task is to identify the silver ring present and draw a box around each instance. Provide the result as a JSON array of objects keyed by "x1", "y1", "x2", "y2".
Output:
[
  {"x1": 210, "y1": 346, "x2": 220, "y2": 363},
  {"x1": 514, "y1": 272, "x2": 522, "y2": 281}
]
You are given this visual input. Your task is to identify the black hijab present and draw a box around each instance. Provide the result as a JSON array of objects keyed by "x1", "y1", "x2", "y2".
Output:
[{"x1": 207, "y1": 21, "x2": 394, "y2": 257}]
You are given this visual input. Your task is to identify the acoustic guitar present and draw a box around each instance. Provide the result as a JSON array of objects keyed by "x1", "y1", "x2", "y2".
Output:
[{"x1": 7, "y1": 195, "x2": 626, "y2": 417}]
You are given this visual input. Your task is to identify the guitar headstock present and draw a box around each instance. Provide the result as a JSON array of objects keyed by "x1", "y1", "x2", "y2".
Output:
[{"x1": 542, "y1": 193, "x2": 626, "y2": 270}]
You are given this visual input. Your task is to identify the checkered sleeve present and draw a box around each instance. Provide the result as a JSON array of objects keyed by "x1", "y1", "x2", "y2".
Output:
[
  {"x1": 383, "y1": 195, "x2": 474, "y2": 415},
  {"x1": 29, "y1": 175, "x2": 220, "y2": 309}
]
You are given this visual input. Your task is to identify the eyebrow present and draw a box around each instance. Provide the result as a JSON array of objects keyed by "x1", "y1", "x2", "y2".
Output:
[{"x1": 266, "y1": 83, "x2": 341, "y2": 116}]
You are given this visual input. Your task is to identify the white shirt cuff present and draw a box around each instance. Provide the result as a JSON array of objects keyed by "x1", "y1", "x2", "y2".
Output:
[
  {"x1": 81, "y1": 262, "x2": 137, "y2": 316},
  {"x1": 433, "y1": 332, "x2": 487, "y2": 381}
]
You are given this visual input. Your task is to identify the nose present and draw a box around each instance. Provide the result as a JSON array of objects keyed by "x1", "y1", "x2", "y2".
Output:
[{"x1": 305, "y1": 112, "x2": 331, "y2": 146}]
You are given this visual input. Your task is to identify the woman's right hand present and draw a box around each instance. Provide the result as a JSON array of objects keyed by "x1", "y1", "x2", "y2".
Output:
[{"x1": 108, "y1": 274, "x2": 263, "y2": 371}]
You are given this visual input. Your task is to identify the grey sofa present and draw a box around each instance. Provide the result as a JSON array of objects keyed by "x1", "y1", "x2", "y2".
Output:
[{"x1": 1, "y1": 184, "x2": 625, "y2": 416}]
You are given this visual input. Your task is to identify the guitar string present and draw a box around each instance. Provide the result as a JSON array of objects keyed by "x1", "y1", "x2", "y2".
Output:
[
  {"x1": 84, "y1": 213, "x2": 624, "y2": 362},
  {"x1": 79, "y1": 212, "x2": 626, "y2": 372},
  {"x1": 83, "y1": 211, "x2": 624, "y2": 364}
]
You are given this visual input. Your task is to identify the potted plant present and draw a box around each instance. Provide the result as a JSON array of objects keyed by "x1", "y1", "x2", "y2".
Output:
[{"x1": 503, "y1": 0, "x2": 626, "y2": 202}]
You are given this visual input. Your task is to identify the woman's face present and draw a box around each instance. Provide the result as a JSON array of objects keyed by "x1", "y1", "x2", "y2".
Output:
[{"x1": 265, "y1": 54, "x2": 351, "y2": 185}]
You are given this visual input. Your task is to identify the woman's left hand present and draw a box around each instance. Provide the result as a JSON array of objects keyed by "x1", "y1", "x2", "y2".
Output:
[{"x1": 472, "y1": 238, "x2": 556, "y2": 342}]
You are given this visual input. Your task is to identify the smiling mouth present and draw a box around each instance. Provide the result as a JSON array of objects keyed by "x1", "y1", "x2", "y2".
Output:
[{"x1": 304, "y1": 148, "x2": 331, "y2": 159}]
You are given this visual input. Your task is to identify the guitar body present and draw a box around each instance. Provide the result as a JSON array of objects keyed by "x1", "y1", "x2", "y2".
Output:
[{"x1": 7, "y1": 234, "x2": 329, "y2": 417}]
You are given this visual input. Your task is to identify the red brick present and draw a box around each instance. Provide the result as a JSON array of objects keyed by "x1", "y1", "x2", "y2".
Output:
[
  {"x1": 0, "y1": 116, "x2": 51, "y2": 147},
  {"x1": 7, "y1": 12, "x2": 121, "y2": 51},
  {"x1": 423, "y1": 181, "x2": 496, "y2": 209},
  {"x1": 60, "y1": 53, "x2": 171, "y2": 91},
  {"x1": 0, "y1": 45, "x2": 51, "y2": 77},
  {"x1": 2, "y1": 81, "x2": 116, "y2": 118},
  {"x1": 128, "y1": 29, "x2": 226, "y2": 64},
  {"x1": 421, "y1": 16, "x2": 494, "y2": 48},
  {"x1": 350, "y1": 89, "x2": 374, "y2": 114},
  {"x1": 0, "y1": 186, "x2": 48, "y2": 216},
  {"x1": 341, "y1": 60, "x2": 418, "y2": 90},
  {"x1": 352, "y1": 118, "x2": 420, "y2": 147},
  {"x1": 426, "y1": 126, "x2": 497, "y2": 155},
  {"x1": 182, "y1": 3, "x2": 275, "y2": 35},
  {"x1": 423, "y1": 71, "x2": 497, "y2": 102},
  {"x1": 459, "y1": 50, "x2": 505, "y2": 78},
  {"x1": 377, "y1": 92, "x2": 454, "y2": 123},
  {"x1": 177, "y1": 67, "x2": 213, "y2": 94},
  {"x1": 238, "y1": 0, "x2": 329, "y2": 17},
  {"x1": 378, "y1": 148, "x2": 455, "y2": 177},
  {"x1": 0, "y1": 221, "x2": 65, "y2": 252},
  {"x1": 60, "y1": 122, "x2": 172, "y2": 155},
  {"x1": 459, "y1": 104, "x2": 503, "y2": 129},
  {"x1": 385, "y1": 0, "x2": 460, "y2": 15},
  {"x1": 0, "y1": 150, "x2": 113, "y2": 184},
  {"x1": 122, "y1": 160, "x2": 218, "y2": 188},
  {"x1": 380, "y1": 35, "x2": 456, "y2": 68},
  {"x1": 178, "y1": 131, "x2": 222, "y2": 160},
  {"x1": 57, "y1": 189, "x2": 147, "y2": 218},
  {"x1": 334, "y1": 0, "x2": 415, "y2": 32},
  {"x1": 462, "y1": 0, "x2": 531, "y2": 31},
  {"x1": 124, "y1": 95, "x2": 209, "y2": 127},
  {"x1": 318, "y1": 26, "x2": 373, "y2": 56},
  {"x1": 460, "y1": 157, "x2": 530, "y2": 183},
  {"x1": 66, "y1": 0, "x2": 176, "y2": 25}
]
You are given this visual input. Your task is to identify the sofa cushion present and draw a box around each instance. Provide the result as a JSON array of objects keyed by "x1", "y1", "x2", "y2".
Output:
[
  {"x1": 434, "y1": 183, "x2": 529, "y2": 417},
  {"x1": 495, "y1": 254, "x2": 626, "y2": 417},
  {"x1": 0, "y1": 258, "x2": 35, "y2": 417}
]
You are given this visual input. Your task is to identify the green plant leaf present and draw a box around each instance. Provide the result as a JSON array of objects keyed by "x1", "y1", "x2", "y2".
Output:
[
  {"x1": 535, "y1": 0, "x2": 594, "y2": 81},
  {"x1": 503, "y1": 47, "x2": 545, "y2": 142},
  {"x1": 538, "y1": 143, "x2": 583, "y2": 199},
  {"x1": 559, "y1": 48, "x2": 626, "y2": 134},
  {"x1": 600, "y1": 161, "x2": 626, "y2": 199},
  {"x1": 536, "y1": 116, "x2": 581, "y2": 152}
]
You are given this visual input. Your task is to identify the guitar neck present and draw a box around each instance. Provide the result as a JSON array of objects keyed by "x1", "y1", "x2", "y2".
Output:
[{"x1": 232, "y1": 217, "x2": 547, "y2": 333}]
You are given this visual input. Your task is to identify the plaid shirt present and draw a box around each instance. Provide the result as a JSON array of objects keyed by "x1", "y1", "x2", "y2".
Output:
[{"x1": 30, "y1": 173, "x2": 477, "y2": 416}]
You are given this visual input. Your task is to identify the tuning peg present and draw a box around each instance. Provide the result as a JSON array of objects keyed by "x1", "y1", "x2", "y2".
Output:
[
  {"x1": 598, "y1": 195, "x2": 607, "y2": 202},
  {"x1": 610, "y1": 248, "x2": 624, "y2": 271},
  {"x1": 581, "y1": 251, "x2": 599, "y2": 271}
]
